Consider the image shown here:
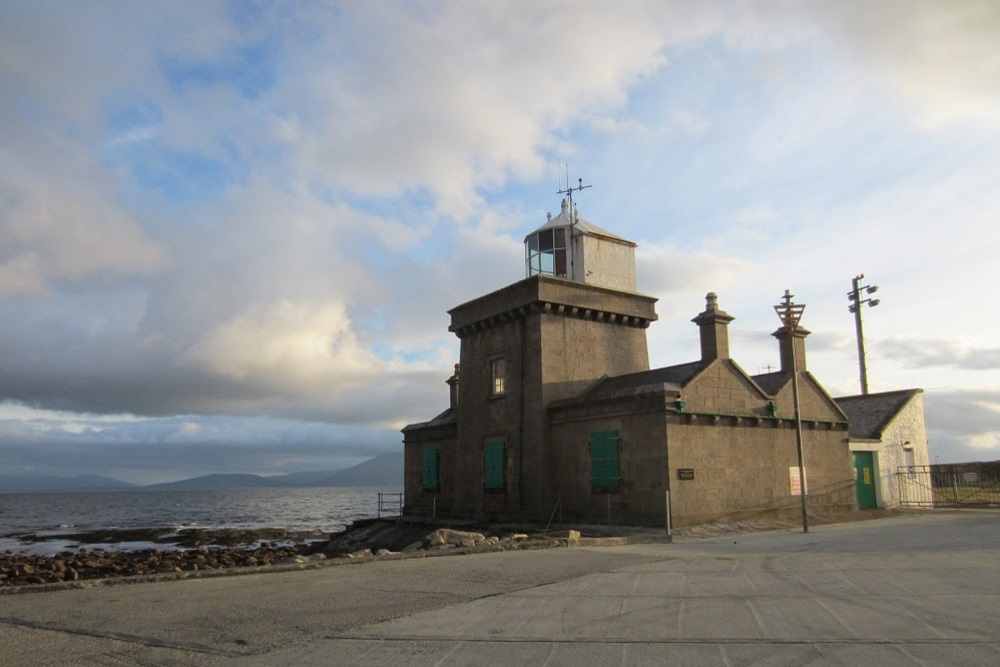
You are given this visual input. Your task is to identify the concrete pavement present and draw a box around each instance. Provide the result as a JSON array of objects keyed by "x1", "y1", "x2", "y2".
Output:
[{"x1": 2, "y1": 510, "x2": 998, "y2": 666}]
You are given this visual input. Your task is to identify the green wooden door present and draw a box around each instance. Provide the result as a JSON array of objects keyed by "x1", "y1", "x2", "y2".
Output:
[{"x1": 853, "y1": 451, "x2": 878, "y2": 509}]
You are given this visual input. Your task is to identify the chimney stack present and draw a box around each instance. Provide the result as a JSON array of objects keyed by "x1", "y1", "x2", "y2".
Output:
[
  {"x1": 772, "y1": 326, "x2": 809, "y2": 373},
  {"x1": 692, "y1": 292, "x2": 734, "y2": 361}
]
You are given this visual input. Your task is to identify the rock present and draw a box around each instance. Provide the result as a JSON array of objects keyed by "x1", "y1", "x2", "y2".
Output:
[
  {"x1": 374, "y1": 549, "x2": 392, "y2": 556},
  {"x1": 426, "y1": 529, "x2": 486, "y2": 548},
  {"x1": 307, "y1": 553, "x2": 326, "y2": 561},
  {"x1": 549, "y1": 530, "x2": 581, "y2": 540},
  {"x1": 280, "y1": 555, "x2": 306, "y2": 565},
  {"x1": 511, "y1": 533, "x2": 528, "y2": 540},
  {"x1": 348, "y1": 548, "x2": 372, "y2": 559},
  {"x1": 402, "y1": 541, "x2": 424, "y2": 552},
  {"x1": 486, "y1": 536, "x2": 500, "y2": 545}
]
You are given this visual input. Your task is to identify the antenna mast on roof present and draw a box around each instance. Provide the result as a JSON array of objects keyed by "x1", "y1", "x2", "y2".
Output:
[{"x1": 557, "y1": 166, "x2": 591, "y2": 280}]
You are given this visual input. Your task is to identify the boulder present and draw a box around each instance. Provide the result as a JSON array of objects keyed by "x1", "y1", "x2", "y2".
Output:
[
  {"x1": 425, "y1": 529, "x2": 486, "y2": 548},
  {"x1": 549, "y1": 530, "x2": 581, "y2": 540}
]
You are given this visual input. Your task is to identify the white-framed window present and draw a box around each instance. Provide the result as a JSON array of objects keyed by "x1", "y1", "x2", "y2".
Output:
[{"x1": 490, "y1": 357, "x2": 506, "y2": 397}]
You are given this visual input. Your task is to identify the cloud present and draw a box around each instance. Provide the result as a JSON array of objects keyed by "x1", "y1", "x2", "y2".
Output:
[
  {"x1": 924, "y1": 389, "x2": 1000, "y2": 462},
  {"x1": 1, "y1": 1, "x2": 999, "y2": 483},
  {"x1": 188, "y1": 299, "x2": 386, "y2": 398},
  {"x1": 0, "y1": 139, "x2": 166, "y2": 295},
  {"x1": 760, "y1": 1, "x2": 1000, "y2": 130},
  {"x1": 636, "y1": 241, "x2": 755, "y2": 306},
  {"x1": 881, "y1": 339, "x2": 1000, "y2": 371}
]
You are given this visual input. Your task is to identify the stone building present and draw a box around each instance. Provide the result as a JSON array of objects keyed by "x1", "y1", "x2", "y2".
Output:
[
  {"x1": 835, "y1": 389, "x2": 930, "y2": 509},
  {"x1": 402, "y1": 201, "x2": 860, "y2": 527}
]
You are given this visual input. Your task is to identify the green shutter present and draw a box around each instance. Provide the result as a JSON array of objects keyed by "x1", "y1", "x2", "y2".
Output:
[
  {"x1": 484, "y1": 439, "x2": 505, "y2": 490},
  {"x1": 590, "y1": 430, "x2": 620, "y2": 489},
  {"x1": 422, "y1": 448, "x2": 439, "y2": 491}
]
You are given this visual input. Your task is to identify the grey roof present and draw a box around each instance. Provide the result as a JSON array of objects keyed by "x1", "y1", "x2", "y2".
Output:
[
  {"x1": 525, "y1": 199, "x2": 633, "y2": 245},
  {"x1": 581, "y1": 361, "x2": 703, "y2": 401},
  {"x1": 834, "y1": 389, "x2": 923, "y2": 439},
  {"x1": 751, "y1": 371, "x2": 786, "y2": 396},
  {"x1": 402, "y1": 406, "x2": 457, "y2": 432}
]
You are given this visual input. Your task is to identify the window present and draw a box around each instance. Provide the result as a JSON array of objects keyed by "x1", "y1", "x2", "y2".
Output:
[
  {"x1": 422, "y1": 448, "x2": 439, "y2": 491},
  {"x1": 590, "y1": 430, "x2": 620, "y2": 489},
  {"x1": 490, "y1": 357, "x2": 506, "y2": 396},
  {"x1": 903, "y1": 447, "x2": 915, "y2": 477},
  {"x1": 525, "y1": 228, "x2": 569, "y2": 278},
  {"x1": 484, "y1": 439, "x2": 506, "y2": 490}
]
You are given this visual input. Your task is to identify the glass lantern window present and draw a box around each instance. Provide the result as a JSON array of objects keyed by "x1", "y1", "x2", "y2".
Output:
[{"x1": 525, "y1": 228, "x2": 570, "y2": 278}]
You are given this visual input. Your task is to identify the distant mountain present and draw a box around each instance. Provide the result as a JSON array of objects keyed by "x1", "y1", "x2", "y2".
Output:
[
  {"x1": 136, "y1": 453, "x2": 402, "y2": 490},
  {"x1": 0, "y1": 453, "x2": 405, "y2": 493},
  {"x1": 315, "y1": 452, "x2": 402, "y2": 487},
  {"x1": 266, "y1": 470, "x2": 346, "y2": 487},
  {"x1": 142, "y1": 473, "x2": 280, "y2": 491},
  {"x1": 0, "y1": 474, "x2": 136, "y2": 493}
]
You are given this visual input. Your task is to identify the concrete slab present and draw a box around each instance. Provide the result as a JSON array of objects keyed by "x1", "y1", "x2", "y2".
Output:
[{"x1": 2, "y1": 511, "x2": 999, "y2": 666}]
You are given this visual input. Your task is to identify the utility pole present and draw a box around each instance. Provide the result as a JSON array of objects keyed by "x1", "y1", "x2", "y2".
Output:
[
  {"x1": 847, "y1": 274, "x2": 880, "y2": 395},
  {"x1": 774, "y1": 289, "x2": 809, "y2": 534}
]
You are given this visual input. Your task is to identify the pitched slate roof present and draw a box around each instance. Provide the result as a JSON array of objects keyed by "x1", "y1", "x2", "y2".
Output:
[
  {"x1": 402, "y1": 406, "x2": 457, "y2": 432},
  {"x1": 834, "y1": 389, "x2": 922, "y2": 439},
  {"x1": 580, "y1": 361, "x2": 703, "y2": 401},
  {"x1": 750, "y1": 371, "x2": 786, "y2": 396},
  {"x1": 525, "y1": 200, "x2": 634, "y2": 245}
]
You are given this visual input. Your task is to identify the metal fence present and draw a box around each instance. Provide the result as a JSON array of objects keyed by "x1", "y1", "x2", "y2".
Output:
[
  {"x1": 897, "y1": 465, "x2": 1000, "y2": 508},
  {"x1": 376, "y1": 492, "x2": 404, "y2": 519}
]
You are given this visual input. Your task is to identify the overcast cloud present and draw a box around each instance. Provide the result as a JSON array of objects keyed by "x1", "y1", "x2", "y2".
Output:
[{"x1": 1, "y1": 1, "x2": 998, "y2": 482}]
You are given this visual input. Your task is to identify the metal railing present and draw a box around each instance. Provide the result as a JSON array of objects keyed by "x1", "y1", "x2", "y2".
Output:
[
  {"x1": 376, "y1": 492, "x2": 404, "y2": 519},
  {"x1": 897, "y1": 465, "x2": 1000, "y2": 508}
]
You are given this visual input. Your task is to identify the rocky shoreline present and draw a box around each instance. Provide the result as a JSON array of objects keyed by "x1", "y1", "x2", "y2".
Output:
[{"x1": 0, "y1": 520, "x2": 571, "y2": 589}]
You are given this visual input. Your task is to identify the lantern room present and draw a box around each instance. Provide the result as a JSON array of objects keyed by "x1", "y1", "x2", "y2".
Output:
[{"x1": 524, "y1": 198, "x2": 639, "y2": 292}]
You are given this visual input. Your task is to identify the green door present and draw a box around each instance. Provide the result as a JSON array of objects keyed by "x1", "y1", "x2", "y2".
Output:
[{"x1": 853, "y1": 451, "x2": 878, "y2": 509}]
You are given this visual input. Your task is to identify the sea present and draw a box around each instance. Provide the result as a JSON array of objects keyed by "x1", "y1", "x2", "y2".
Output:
[{"x1": 0, "y1": 486, "x2": 403, "y2": 554}]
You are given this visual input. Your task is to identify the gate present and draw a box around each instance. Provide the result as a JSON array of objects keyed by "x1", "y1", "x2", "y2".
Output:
[
  {"x1": 377, "y1": 492, "x2": 404, "y2": 519},
  {"x1": 897, "y1": 465, "x2": 1000, "y2": 508}
]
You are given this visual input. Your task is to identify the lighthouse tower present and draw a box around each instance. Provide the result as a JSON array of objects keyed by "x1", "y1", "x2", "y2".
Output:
[{"x1": 435, "y1": 199, "x2": 657, "y2": 520}]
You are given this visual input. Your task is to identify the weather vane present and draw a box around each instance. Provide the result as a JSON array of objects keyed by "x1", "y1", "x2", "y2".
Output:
[{"x1": 556, "y1": 166, "x2": 591, "y2": 224}]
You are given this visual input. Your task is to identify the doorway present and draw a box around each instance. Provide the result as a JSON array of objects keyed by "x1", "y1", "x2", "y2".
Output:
[{"x1": 853, "y1": 451, "x2": 878, "y2": 509}]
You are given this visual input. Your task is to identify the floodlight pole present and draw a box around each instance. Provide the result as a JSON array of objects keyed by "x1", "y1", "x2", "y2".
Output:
[
  {"x1": 848, "y1": 274, "x2": 880, "y2": 396},
  {"x1": 775, "y1": 290, "x2": 809, "y2": 534}
]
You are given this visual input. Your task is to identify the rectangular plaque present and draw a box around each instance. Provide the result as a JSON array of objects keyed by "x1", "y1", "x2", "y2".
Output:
[
  {"x1": 789, "y1": 466, "x2": 808, "y2": 495},
  {"x1": 677, "y1": 468, "x2": 695, "y2": 480}
]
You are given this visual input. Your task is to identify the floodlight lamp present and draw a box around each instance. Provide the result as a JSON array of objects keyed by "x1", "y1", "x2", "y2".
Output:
[
  {"x1": 867, "y1": 285, "x2": 879, "y2": 294},
  {"x1": 869, "y1": 299, "x2": 880, "y2": 307},
  {"x1": 847, "y1": 292, "x2": 857, "y2": 301},
  {"x1": 848, "y1": 305, "x2": 857, "y2": 313}
]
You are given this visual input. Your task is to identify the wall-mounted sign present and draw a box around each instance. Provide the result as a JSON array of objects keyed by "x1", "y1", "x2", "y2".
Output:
[
  {"x1": 789, "y1": 466, "x2": 808, "y2": 496},
  {"x1": 677, "y1": 468, "x2": 695, "y2": 480}
]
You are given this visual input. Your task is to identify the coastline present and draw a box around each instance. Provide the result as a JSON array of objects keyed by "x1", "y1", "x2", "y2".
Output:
[{"x1": 1, "y1": 518, "x2": 668, "y2": 591}]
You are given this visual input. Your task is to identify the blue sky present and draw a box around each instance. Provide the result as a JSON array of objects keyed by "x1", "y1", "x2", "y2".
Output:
[{"x1": 1, "y1": 1, "x2": 998, "y2": 483}]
